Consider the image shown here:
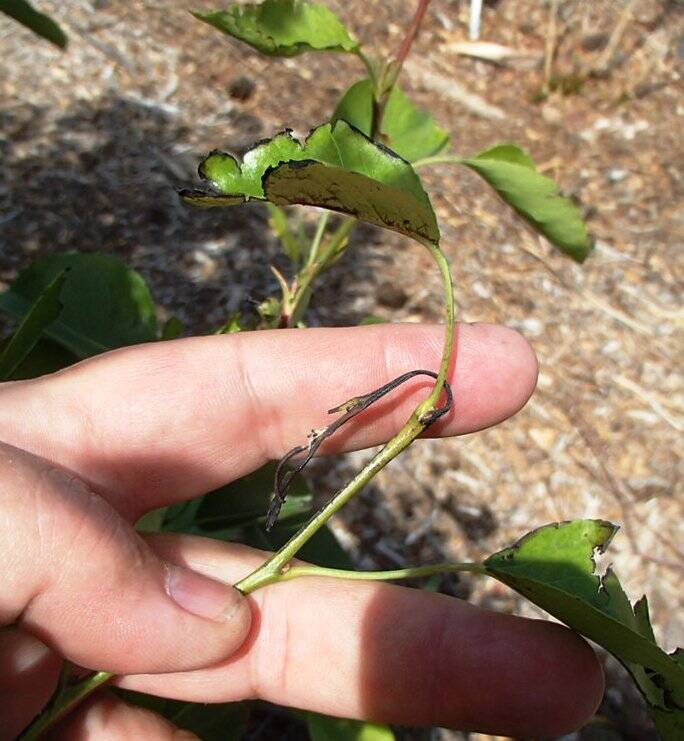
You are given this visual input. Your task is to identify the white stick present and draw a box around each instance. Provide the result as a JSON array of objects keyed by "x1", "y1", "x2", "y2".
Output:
[{"x1": 469, "y1": 0, "x2": 483, "y2": 40}]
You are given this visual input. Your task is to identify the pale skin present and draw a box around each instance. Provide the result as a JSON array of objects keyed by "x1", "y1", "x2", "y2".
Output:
[{"x1": 0, "y1": 323, "x2": 604, "y2": 739}]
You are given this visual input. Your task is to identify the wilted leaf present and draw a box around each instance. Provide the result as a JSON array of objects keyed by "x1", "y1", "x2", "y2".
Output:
[
  {"x1": 461, "y1": 144, "x2": 592, "y2": 261},
  {"x1": 332, "y1": 78, "x2": 450, "y2": 162},
  {"x1": 485, "y1": 520, "x2": 684, "y2": 734},
  {"x1": 0, "y1": 0, "x2": 67, "y2": 48},
  {"x1": 193, "y1": 0, "x2": 358, "y2": 57},
  {"x1": 181, "y1": 121, "x2": 439, "y2": 244},
  {"x1": 307, "y1": 712, "x2": 395, "y2": 741},
  {"x1": 0, "y1": 270, "x2": 65, "y2": 380},
  {"x1": 0, "y1": 252, "x2": 157, "y2": 358}
]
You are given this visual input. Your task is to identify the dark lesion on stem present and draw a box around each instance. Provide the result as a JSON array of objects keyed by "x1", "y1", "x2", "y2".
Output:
[{"x1": 266, "y1": 369, "x2": 453, "y2": 530}]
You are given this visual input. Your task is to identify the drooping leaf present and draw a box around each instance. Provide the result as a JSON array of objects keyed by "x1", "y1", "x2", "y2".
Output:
[
  {"x1": 484, "y1": 520, "x2": 684, "y2": 734},
  {"x1": 180, "y1": 121, "x2": 439, "y2": 244},
  {"x1": 460, "y1": 144, "x2": 592, "y2": 262},
  {"x1": 332, "y1": 78, "x2": 450, "y2": 163},
  {"x1": 0, "y1": 252, "x2": 157, "y2": 358},
  {"x1": 193, "y1": 0, "x2": 358, "y2": 57},
  {"x1": 307, "y1": 712, "x2": 395, "y2": 741},
  {"x1": 0, "y1": 0, "x2": 67, "y2": 48},
  {"x1": 0, "y1": 270, "x2": 65, "y2": 380}
]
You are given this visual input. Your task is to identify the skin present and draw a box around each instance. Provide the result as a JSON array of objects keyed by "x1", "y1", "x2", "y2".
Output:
[{"x1": 0, "y1": 323, "x2": 604, "y2": 739}]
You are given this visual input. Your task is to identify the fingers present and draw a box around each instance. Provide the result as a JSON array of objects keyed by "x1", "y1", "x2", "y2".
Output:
[
  {"x1": 121, "y1": 534, "x2": 603, "y2": 737},
  {"x1": 50, "y1": 692, "x2": 197, "y2": 741},
  {"x1": 0, "y1": 323, "x2": 537, "y2": 519},
  {"x1": 0, "y1": 629, "x2": 61, "y2": 740},
  {"x1": 0, "y1": 443, "x2": 250, "y2": 676}
]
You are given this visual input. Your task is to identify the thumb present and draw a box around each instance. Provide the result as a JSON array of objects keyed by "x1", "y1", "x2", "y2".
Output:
[{"x1": 0, "y1": 442, "x2": 251, "y2": 675}]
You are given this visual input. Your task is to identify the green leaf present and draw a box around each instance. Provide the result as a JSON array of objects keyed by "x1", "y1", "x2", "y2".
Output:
[
  {"x1": 332, "y1": 78, "x2": 450, "y2": 163},
  {"x1": 135, "y1": 507, "x2": 168, "y2": 533},
  {"x1": 192, "y1": 0, "x2": 358, "y2": 57},
  {"x1": 161, "y1": 316, "x2": 183, "y2": 340},
  {"x1": 307, "y1": 712, "x2": 395, "y2": 741},
  {"x1": 0, "y1": 0, "x2": 67, "y2": 48},
  {"x1": 214, "y1": 312, "x2": 244, "y2": 334},
  {"x1": 181, "y1": 121, "x2": 439, "y2": 244},
  {"x1": 0, "y1": 337, "x2": 77, "y2": 380},
  {"x1": 0, "y1": 252, "x2": 157, "y2": 358},
  {"x1": 196, "y1": 463, "x2": 312, "y2": 530},
  {"x1": 0, "y1": 270, "x2": 65, "y2": 380},
  {"x1": 460, "y1": 144, "x2": 592, "y2": 262},
  {"x1": 117, "y1": 690, "x2": 248, "y2": 741},
  {"x1": 484, "y1": 520, "x2": 684, "y2": 734},
  {"x1": 267, "y1": 203, "x2": 304, "y2": 262}
]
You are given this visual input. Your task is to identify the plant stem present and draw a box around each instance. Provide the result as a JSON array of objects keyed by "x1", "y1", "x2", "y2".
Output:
[
  {"x1": 411, "y1": 154, "x2": 462, "y2": 169},
  {"x1": 20, "y1": 671, "x2": 112, "y2": 740},
  {"x1": 306, "y1": 211, "x2": 331, "y2": 268},
  {"x1": 371, "y1": 0, "x2": 431, "y2": 140},
  {"x1": 393, "y1": 0, "x2": 432, "y2": 78},
  {"x1": 278, "y1": 561, "x2": 485, "y2": 583},
  {"x1": 287, "y1": 217, "x2": 356, "y2": 327},
  {"x1": 355, "y1": 48, "x2": 378, "y2": 87},
  {"x1": 236, "y1": 240, "x2": 454, "y2": 595}
]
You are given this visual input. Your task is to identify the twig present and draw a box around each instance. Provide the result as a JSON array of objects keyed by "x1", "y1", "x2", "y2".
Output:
[
  {"x1": 267, "y1": 370, "x2": 453, "y2": 529},
  {"x1": 543, "y1": 0, "x2": 560, "y2": 95}
]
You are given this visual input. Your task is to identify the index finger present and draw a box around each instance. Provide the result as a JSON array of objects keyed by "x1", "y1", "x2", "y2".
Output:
[{"x1": 0, "y1": 323, "x2": 537, "y2": 520}]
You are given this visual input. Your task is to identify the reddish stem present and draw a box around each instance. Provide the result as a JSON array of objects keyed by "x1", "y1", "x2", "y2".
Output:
[{"x1": 393, "y1": 0, "x2": 431, "y2": 71}]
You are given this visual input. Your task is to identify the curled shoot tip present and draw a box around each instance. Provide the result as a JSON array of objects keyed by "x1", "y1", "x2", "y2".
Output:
[{"x1": 266, "y1": 369, "x2": 453, "y2": 530}]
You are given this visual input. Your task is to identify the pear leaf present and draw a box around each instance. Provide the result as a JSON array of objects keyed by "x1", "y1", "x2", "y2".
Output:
[
  {"x1": 332, "y1": 78, "x2": 450, "y2": 162},
  {"x1": 461, "y1": 144, "x2": 592, "y2": 262},
  {"x1": 485, "y1": 520, "x2": 684, "y2": 735},
  {"x1": 180, "y1": 121, "x2": 439, "y2": 244},
  {"x1": 192, "y1": 0, "x2": 358, "y2": 57}
]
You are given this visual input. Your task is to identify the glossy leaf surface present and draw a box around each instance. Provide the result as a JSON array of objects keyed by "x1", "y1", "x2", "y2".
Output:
[
  {"x1": 332, "y1": 78, "x2": 450, "y2": 162},
  {"x1": 193, "y1": 0, "x2": 358, "y2": 57},
  {"x1": 485, "y1": 520, "x2": 683, "y2": 735},
  {"x1": 181, "y1": 121, "x2": 439, "y2": 244}
]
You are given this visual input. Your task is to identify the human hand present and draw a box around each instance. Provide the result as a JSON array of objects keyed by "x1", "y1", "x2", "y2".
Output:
[{"x1": 0, "y1": 323, "x2": 603, "y2": 739}]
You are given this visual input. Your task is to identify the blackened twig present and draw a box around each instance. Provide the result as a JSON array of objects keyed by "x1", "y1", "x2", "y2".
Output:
[{"x1": 266, "y1": 370, "x2": 453, "y2": 530}]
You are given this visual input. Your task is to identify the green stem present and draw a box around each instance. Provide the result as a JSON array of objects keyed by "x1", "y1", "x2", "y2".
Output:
[
  {"x1": 237, "y1": 240, "x2": 455, "y2": 595},
  {"x1": 412, "y1": 154, "x2": 462, "y2": 169},
  {"x1": 306, "y1": 211, "x2": 331, "y2": 268},
  {"x1": 355, "y1": 48, "x2": 378, "y2": 88},
  {"x1": 20, "y1": 671, "x2": 112, "y2": 740},
  {"x1": 279, "y1": 561, "x2": 485, "y2": 584},
  {"x1": 287, "y1": 217, "x2": 356, "y2": 327}
]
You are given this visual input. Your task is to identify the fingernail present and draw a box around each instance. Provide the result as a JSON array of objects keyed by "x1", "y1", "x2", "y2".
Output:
[{"x1": 165, "y1": 564, "x2": 244, "y2": 623}]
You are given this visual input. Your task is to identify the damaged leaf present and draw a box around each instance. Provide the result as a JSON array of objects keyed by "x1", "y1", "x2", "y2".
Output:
[
  {"x1": 484, "y1": 520, "x2": 684, "y2": 736},
  {"x1": 332, "y1": 78, "x2": 450, "y2": 162},
  {"x1": 180, "y1": 121, "x2": 439, "y2": 244},
  {"x1": 461, "y1": 144, "x2": 592, "y2": 262},
  {"x1": 192, "y1": 0, "x2": 358, "y2": 57}
]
